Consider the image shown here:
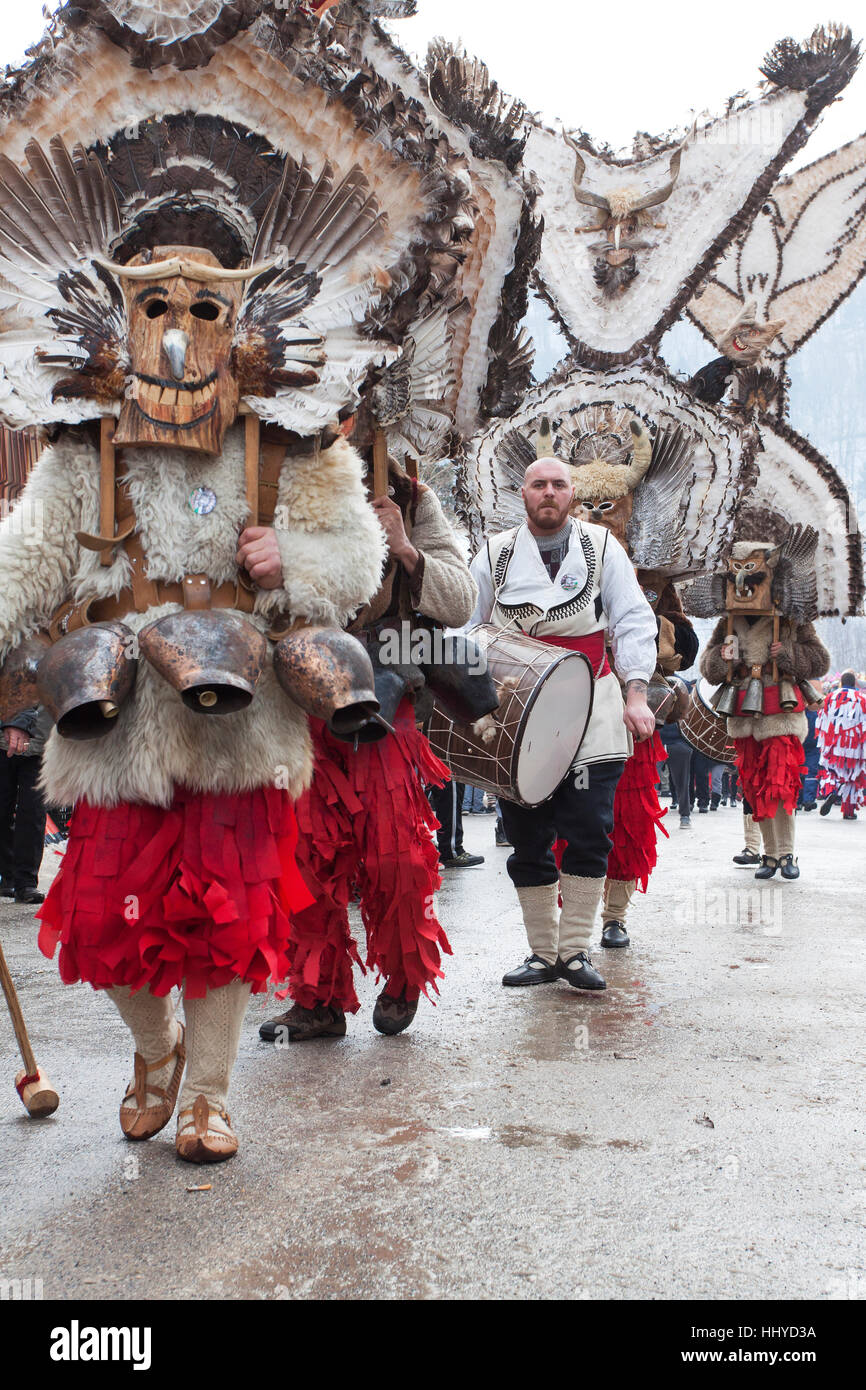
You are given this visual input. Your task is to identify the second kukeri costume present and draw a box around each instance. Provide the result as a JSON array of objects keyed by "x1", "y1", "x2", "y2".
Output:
[
  {"x1": 260, "y1": 460, "x2": 477, "y2": 1042},
  {"x1": 697, "y1": 531, "x2": 830, "y2": 879}
]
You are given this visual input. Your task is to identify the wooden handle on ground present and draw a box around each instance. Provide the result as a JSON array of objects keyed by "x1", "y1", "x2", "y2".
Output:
[
  {"x1": 0, "y1": 939, "x2": 59, "y2": 1117},
  {"x1": 0, "y1": 938, "x2": 37, "y2": 1075}
]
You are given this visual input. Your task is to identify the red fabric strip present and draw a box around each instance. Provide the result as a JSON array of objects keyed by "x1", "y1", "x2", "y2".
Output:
[
  {"x1": 533, "y1": 630, "x2": 611, "y2": 677},
  {"x1": 734, "y1": 734, "x2": 806, "y2": 820},
  {"x1": 37, "y1": 786, "x2": 312, "y2": 998}
]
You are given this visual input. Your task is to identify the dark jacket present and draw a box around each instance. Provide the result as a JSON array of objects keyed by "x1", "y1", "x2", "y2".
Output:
[{"x1": 2, "y1": 704, "x2": 53, "y2": 757}]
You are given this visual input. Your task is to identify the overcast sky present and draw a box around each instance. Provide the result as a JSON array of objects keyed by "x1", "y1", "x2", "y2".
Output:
[{"x1": 3, "y1": 1, "x2": 865, "y2": 164}]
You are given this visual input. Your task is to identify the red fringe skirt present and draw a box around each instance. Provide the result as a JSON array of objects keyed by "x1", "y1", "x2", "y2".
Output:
[
  {"x1": 37, "y1": 787, "x2": 313, "y2": 998},
  {"x1": 734, "y1": 734, "x2": 806, "y2": 821},
  {"x1": 605, "y1": 731, "x2": 669, "y2": 891},
  {"x1": 287, "y1": 701, "x2": 452, "y2": 1010}
]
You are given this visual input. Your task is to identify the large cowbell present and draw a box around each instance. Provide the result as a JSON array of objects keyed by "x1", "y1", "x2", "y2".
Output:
[
  {"x1": 113, "y1": 246, "x2": 242, "y2": 455},
  {"x1": 273, "y1": 627, "x2": 379, "y2": 737},
  {"x1": 36, "y1": 622, "x2": 137, "y2": 739},
  {"x1": 139, "y1": 610, "x2": 267, "y2": 715}
]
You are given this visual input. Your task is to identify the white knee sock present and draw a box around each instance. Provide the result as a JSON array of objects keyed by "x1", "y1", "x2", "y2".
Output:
[
  {"x1": 743, "y1": 812, "x2": 761, "y2": 854},
  {"x1": 558, "y1": 875, "x2": 604, "y2": 960},
  {"x1": 773, "y1": 807, "x2": 796, "y2": 859},
  {"x1": 602, "y1": 878, "x2": 635, "y2": 926},
  {"x1": 179, "y1": 979, "x2": 251, "y2": 1116},
  {"x1": 108, "y1": 987, "x2": 181, "y2": 1112},
  {"x1": 515, "y1": 884, "x2": 559, "y2": 966}
]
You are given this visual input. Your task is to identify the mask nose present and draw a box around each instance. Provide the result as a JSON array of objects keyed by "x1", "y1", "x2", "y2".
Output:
[{"x1": 162, "y1": 329, "x2": 189, "y2": 381}]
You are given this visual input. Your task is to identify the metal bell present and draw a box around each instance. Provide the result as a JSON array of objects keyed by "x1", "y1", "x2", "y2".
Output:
[
  {"x1": 739, "y1": 676, "x2": 765, "y2": 717},
  {"x1": 779, "y1": 678, "x2": 799, "y2": 710},
  {"x1": 711, "y1": 682, "x2": 739, "y2": 717},
  {"x1": 36, "y1": 621, "x2": 137, "y2": 739},
  {"x1": 0, "y1": 633, "x2": 51, "y2": 723},
  {"x1": 273, "y1": 626, "x2": 379, "y2": 736},
  {"x1": 798, "y1": 679, "x2": 824, "y2": 706},
  {"x1": 139, "y1": 610, "x2": 266, "y2": 714}
]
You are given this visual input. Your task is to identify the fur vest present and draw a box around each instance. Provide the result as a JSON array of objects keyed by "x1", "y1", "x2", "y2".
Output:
[{"x1": 0, "y1": 425, "x2": 386, "y2": 807}]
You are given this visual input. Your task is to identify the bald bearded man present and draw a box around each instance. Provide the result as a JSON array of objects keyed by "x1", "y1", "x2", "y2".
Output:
[{"x1": 466, "y1": 457, "x2": 657, "y2": 991}]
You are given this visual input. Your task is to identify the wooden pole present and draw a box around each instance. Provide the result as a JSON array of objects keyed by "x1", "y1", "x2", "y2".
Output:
[
  {"x1": 771, "y1": 611, "x2": 780, "y2": 685},
  {"x1": 245, "y1": 413, "x2": 260, "y2": 526},
  {"x1": 372, "y1": 428, "x2": 389, "y2": 500},
  {"x1": 0, "y1": 939, "x2": 59, "y2": 1116},
  {"x1": 99, "y1": 417, "x2": 116, "y2": 567}
]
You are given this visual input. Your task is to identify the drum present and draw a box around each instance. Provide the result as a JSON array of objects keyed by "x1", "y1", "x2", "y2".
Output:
[
  {"x1": 679, "y1": 678, "x2": 736, "y2": 764},
  {"x1": 426, "y1": 624, "x2": 594, "y2": 808}
]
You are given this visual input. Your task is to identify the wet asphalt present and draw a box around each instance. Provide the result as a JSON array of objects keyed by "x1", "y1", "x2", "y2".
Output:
[{"x1": 0, "y1": 799, "x2": 864, "y2": 1301}]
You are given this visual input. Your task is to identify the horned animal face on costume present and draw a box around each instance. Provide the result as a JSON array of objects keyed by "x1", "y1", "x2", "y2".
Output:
[
  {"x1": 114, "y1": 247, "x2": 243, "y2": 454},
  {"x1": 551, "y1": 415, "x2": 652, "y2": 550},
  {"x1": 725, "y1": 541, "x2": 781, "y2": 611}
]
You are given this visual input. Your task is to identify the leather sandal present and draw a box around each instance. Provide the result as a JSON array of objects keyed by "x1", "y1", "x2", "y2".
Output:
[
  {"x1": 120, "y1": 1023, "x2": 185, "y2": 1141},
  {"x1": 175, "y1": 1093, "x2": 238, "y2": 1164}
]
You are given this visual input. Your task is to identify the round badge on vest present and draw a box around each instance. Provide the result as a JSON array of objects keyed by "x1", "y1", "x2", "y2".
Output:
[{"x1": 189, "y1": 486, "x2": 217, "y2": 516}]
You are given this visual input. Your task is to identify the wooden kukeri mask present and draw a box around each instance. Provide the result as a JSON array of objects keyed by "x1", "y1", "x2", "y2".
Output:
[{"x1": 114, "y1": 247, "x2": 243, "y2": 454}]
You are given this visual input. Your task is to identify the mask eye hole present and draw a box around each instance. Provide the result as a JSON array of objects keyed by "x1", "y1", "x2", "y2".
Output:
[
  {"x1": 145, "y1": 299, "x2": 168, "y2": 319},
  {"x1": 190, "y1": 301, "x2": 220, "y2": 321}
]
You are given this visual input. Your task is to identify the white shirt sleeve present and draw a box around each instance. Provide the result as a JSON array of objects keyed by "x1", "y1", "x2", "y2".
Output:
[
  {"x1": 455, "y1": 546, "x2": 494, "y2": 632},
  {"x1": 600, "y1": 532, "x2": 658, "y2": 684}
]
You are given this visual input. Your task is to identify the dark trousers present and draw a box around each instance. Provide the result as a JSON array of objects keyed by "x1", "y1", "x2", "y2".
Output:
[
  {"x1": 692, "y1": 753, "x2": 713, "y2": 809},
  {"x1": 666, "y1": 742, "x2": 693, "y2": 817},
  {"x1": 0, "y1": 754, "x2": 47, "y2": 893},
  {"x1": 499, "y1": 760, "x2": 624, "y2": 888},
  {"x1": 429, "y1": 780, "x2": 465, "y2": 859}
]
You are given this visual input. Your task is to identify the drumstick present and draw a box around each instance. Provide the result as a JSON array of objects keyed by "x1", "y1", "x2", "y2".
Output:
[{"x1": 771, "y1": 611, "x2": 780, "y2": 685}]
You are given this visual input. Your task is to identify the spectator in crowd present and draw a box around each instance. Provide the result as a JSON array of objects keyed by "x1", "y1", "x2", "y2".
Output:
[
  {"x1": 798, "y1": 706, "x2": 820, "y2": 811},
  {"x1": 659, "y1": 714, "x2": 694, "y2": 829},
  {"x1": 0, "y1": 704, "x2": 52, "y2": 904},
  {"x1": 429, "y1": 780, "x2": 485, "y2": 868}
]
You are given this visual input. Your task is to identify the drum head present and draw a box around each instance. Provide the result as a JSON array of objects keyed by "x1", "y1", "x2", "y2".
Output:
[
  {"x1": 697, "y1": 678, "x2": 720, "y2": 710},
  {"x1": 515, "y1": 654, "x2": 593, "y2": 805}
]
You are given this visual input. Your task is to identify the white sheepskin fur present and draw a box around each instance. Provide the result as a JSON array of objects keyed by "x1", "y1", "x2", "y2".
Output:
[{"x1": 0, "y1": 424, "x2": 385, "y2": 807}]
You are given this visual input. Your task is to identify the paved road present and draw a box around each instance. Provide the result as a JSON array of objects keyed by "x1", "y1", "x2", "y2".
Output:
[{"x1": 1, "y1": 800, "x2": 864, "y2": 1300}]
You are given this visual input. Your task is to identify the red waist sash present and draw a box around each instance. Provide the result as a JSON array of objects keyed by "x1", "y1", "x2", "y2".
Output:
[
  {"x1": 533, "y1": 630, "x2": 610, "y2": 678},
  {"x1": 734, "y1": 683, "x2": 805, "y2": 716}
]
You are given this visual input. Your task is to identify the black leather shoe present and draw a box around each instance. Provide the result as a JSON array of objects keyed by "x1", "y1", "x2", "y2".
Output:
[
  {"x1": 14, "y1": 889, "x2": 45, "y2": 905},
  {"x1": 440, "y1": 850, "x2": 485, "y2": 868},
  {"x1": 556, "y1": 953, "x2": 606, "y2": 991},
  {"x1": 801, "y1": 801, "x2": 817, "y2": 812},
  {"x1": 777, "y1": 854, "x2": 800, "y2": 880},
  {"x1": 372, "y1": 990, "x2": 418, "y2": 1035},
  {"x1": 819, "y1": 794, "x2": 840, "y2": 817},
  {"x1": 732, "y1": 848, "x2": 761, "y2": 866},
  {"x1": 0, "y1": 887, "x2": 16, "y2": 899},
  {"x1": 754, "y1": 855, "x2": 778, "y2": 880},
  {"x1": 259, "y1": 1002, "x2": 346, "y2": 1042},
  {"x1": 698, "y1": 806, "x2": 708, "y2": 814},
  {"x1": 601, "y1": 921, "x2": 629, "y2": 948},
  {"x1": 502, "y1": 954, "x2": 559, "y2": 986}
]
